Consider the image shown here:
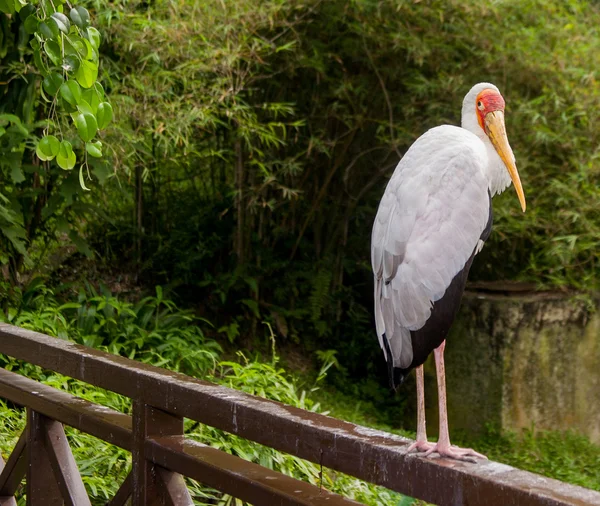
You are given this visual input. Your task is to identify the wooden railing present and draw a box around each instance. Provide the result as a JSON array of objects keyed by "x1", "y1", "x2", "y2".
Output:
[{"x1": 0, "y1": 323, "x2": 599, "y2": 505}]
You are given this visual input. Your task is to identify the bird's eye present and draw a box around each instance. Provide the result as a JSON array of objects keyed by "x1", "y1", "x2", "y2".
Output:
[{"x1": 477, "y1": 100, "x2": 484, "y2": 111}]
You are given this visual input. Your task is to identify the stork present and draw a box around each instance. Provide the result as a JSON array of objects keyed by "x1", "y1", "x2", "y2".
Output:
[{"x1": 371, "y1": 82, "x2": 525, "y2": 461}]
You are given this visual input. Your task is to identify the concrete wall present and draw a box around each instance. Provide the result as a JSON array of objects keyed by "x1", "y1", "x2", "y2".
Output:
[{"x1": 412, "y1": 290, "x2": 600, "y2": 443}]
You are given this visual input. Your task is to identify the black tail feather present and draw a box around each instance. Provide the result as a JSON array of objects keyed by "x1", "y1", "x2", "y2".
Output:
[{"x1": 382, "y1": 332, "x2": 410, "y2": 391}]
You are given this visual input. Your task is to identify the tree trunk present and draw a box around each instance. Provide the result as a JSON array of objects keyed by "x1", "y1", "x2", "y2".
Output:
[
  {"x1": 135, "y1": 164, "x2": 143, "y2": 274},
  {"x1": 234, "y1": 138, "x2": 245, "y2": 265}
]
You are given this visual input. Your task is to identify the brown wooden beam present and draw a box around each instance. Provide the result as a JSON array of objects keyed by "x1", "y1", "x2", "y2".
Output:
[
  {"x1": 156, "y1": 468, "x2": 193, "y2": 506},
  {"x1": 0, "y1": 430, "x2": 27, "y2": 496},
  {"x1": 132, "y1": 403, "x2": 191, "y2": 506},
  {"x1": 42, "y1": 417, "x2": 91, "y2": 506},
  {"x1": 26, "y1": 409, "x2": 62, "y2": 506},
  {"x1": 0, "y1": 369, "x2": 131, "y2": 450},
  {"x1": 146, "y1": 435, "x2": 362, "y2": 506},
  {"x1": 107, "y1": 471, "x2": 132, "y2": 506},
  {"x1": 0, "y1": 452, "x2": 17, "y2": 506}
]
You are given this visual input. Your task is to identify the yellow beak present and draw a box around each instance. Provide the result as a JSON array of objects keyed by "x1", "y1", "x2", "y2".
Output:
[{"x1": 485, "y1": 110, "x2": 526, "y2": 212}]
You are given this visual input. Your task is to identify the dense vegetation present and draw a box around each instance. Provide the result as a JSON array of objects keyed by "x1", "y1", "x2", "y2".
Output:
[
  {"x1": 1, "y1": 0, "x2": 600, "y2": 502},
  {"x1": 1, "y1": 285, "x2": 599, "y2": 503},
  {"x1": 2, "y1": 0, "x2": 600, "y2": 383},
  {"x1": 90, "y1": 0, "x2": 600, "y2": 383}
]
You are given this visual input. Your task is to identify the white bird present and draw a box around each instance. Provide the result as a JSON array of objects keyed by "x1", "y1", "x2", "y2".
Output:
[{"x1": 371, "y1": 82, "x2": 526, "y2": 461}]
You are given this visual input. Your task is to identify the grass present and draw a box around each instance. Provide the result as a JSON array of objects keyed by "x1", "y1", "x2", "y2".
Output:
[{"x1": 465, "y1": 426, "x2": 600, "y2": 491}]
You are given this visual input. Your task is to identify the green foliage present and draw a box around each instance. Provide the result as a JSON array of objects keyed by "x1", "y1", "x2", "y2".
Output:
[
  {"x1": 0, "y1": 0, "x2": 112, "y2": 284},
  {"x1": 75, "y1": 0, "x2": 600, "y2": 392},
  {"x1": 4, "y1": 281, "x2": 221, "y2": 376}
]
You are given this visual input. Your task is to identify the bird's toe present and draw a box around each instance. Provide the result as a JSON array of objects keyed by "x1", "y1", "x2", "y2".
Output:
[
  {"x1": 407, "y1": 440, "x2": 437, "y2": 454},
  {"x1": 411, "y1": 442, "x2": 487, "y2": 462},
  {"x1": 437, "y1": 444, "x2": 487, "y2": 462}
]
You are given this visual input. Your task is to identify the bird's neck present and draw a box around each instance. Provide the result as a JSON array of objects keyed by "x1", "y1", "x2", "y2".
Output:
[
  {"x1": 483, "y1": 140, "x2": 512, "y2": 197},
  {"x1": 461, "y1": 115, "x2": 512, "y2": 197}
]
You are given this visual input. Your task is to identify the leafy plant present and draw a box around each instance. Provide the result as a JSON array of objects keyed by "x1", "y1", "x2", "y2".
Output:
[{"x1": 0, "y1": 0, "x2": 112, "y2": 284}]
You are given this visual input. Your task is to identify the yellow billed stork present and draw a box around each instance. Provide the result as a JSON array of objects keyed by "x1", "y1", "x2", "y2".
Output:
[{"x1": 371, "y1": 82, "x2": 525, "y2": 461}]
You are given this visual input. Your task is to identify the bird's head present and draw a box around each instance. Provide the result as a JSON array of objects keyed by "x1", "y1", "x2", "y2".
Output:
[{"x1": 462, "y1": 83, "x2": 526, "y2": 212}]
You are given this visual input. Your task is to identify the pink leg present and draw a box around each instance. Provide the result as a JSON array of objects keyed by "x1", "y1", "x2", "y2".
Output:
[
  {"x1": 407, "y1": 365, "x2": 436, "y2": 453},
  {"x1": 421, "y1": 341, "x2": 487, "y2": 461}
]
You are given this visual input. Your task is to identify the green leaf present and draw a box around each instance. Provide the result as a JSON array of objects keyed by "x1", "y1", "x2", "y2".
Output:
[
  {"x1": 50, "y1": 12, "x2": 70, "y2": 34},
  {"x1": 75, "y1": 60, "x2": 97, "y2": 88},
  {"x1": 96, "y1": 102, "x2": 113, "y2": 129},
  {"x1": 13, "y1": 0, "x2": 26, "y2": 13},
  {"x1": 85, "y1": 141, "x2": 102, "y2": 158},
  {"x1": 69, "y1": 230, "x2": 92, "y2": 255},
  {"x1": 39, "y1": 19, "x2": 59, "y2": 40},
  {"x1": 36, "y1": 135, "x2": 60, "y2": 161},
  {"x1": 93, "y1": 82, "x2": 105, "y2": 99},
  {"x1": 54, "y1": 216, "x2": 69, "y2": 234},
  {"x1": 0, "y1": 0, "x2": 15, "y2": 14},
  {"x1": 65, "y1": 35, "x2": 89, "y2": 59},
  {"x1": 396, "y1": 497, "x2": 417, "y2": 506},
  {"x1": 42, "y1": 72, "x2": 64, "y2": 96},
  {"x1": 82, "y1": 88, "x2": 101, "y2": 113},
  {"x1": 78, "y1": 164, "x2": 90, "y2": 191},
  {"x1": 74, "y1": 112, "x2": 97, "y2": 142},
  {"x1": 86, "y1": 27, "x2": 101, "y2": 49},
  {"x1": 83, "y1": 38, "x2": 95, "y2": 60},
  {"x1": 90, "y1": 47, "x2": 99, "y2": 64},
  {"x1": 44, "y1": 40, "x2": 62, "y2": 66},
  {"x1": 59, "y1": 80, "x2": 82, "y2": 106},
  {"x1": 76, "y1": 100, "x2": 94, "y2": 115},
  {"x1": 241, "y1": 299, "x2": 260, "y2": 318},
  {"x1": 24, "y1": 15, "x2": 39, "y2": 34},
  {"x1": 57, "y1": 302, "x2": 84, "y2": 311},
  {"x1": 63, "y1": 54, "x2": 80, "y2": 73},
  {"x1": 0, "y1": 114, "x2": 27, "y2": 132},
  {"x1": 18, "y1": 2, "x2": 33, "y2": 19},
  {"x1": 4, "y1": 228, "x2": 27, "y2": 255},
  {"x1": 92, "y1": 161, "x2": 111, "y2": 184},
  {"x1": 59, "y1": 97, "x2": 78, "y2": 114},
  {"x1": 33, "y1": 48, "x2": 49, "y2": 76},
  {"x1": 10, "y1": 164, "x2": 25, "y2": 183},
  {"x1": 57, "y1": 140, "x2": 76, "y2": 170},
  {"x1": 69, "y1": 6, "x2": 90, "y2": 29}
]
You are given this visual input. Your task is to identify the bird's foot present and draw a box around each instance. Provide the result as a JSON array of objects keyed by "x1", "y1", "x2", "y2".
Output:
[
  {"x1": 406, "y1": 439, "x2": 437, "y2": 454},
  {"x1": 410, "y1": 440, "x2": 487, "y2": 463}
]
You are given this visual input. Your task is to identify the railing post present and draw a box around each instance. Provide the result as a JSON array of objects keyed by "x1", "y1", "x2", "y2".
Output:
[
  {"x1": 26, "y1": 409, "x2": 62, "y2": 506},
  {"x1": 132, "y1": 401, "x2": 186, "y2": 506}
]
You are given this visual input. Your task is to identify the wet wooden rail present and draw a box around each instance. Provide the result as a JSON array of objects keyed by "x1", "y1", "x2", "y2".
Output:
[{"x1": 0, "y1": 324, "x2": 599, "y2": 505}]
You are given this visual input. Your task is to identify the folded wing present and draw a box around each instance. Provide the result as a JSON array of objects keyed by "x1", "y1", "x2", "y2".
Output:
[{"x1": 371, "y1": 126, "x2": 490, "y2": 368}]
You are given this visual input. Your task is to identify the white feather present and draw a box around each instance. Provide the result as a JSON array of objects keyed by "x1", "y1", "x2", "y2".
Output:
[{"x1": 372, "y1": 118, "x2": 495, "y2": 368}]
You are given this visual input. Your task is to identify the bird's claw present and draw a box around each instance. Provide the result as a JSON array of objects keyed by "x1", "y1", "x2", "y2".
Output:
[
  {"x1": 407, "y1": 440, "x2": 437, "y2": 454},
  {"x1": 408, "y1": 441, "x2": 487, "y2": 463}
]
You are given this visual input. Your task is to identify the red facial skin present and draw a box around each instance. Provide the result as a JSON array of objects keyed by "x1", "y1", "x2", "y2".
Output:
[{"x1": 475, "y1": 89, "x2": 506, "y2": 131}]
